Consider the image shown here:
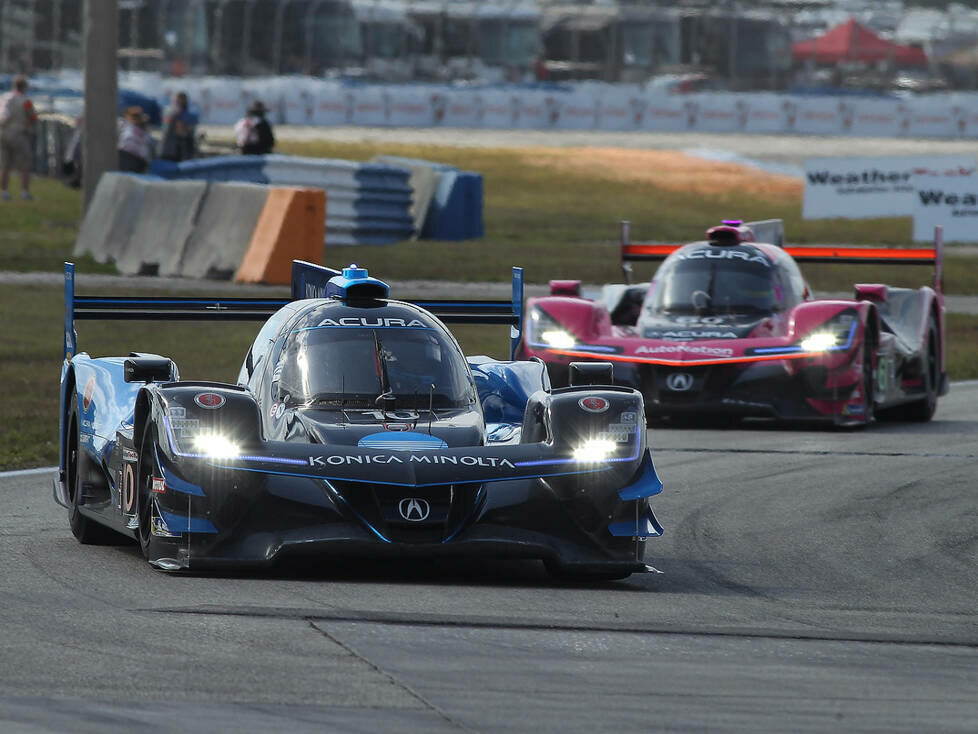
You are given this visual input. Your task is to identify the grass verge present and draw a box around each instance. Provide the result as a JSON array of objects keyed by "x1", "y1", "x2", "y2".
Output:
[
  {"x1": 2, "y1": 142, "x2": 977, "y2": 293},
  {"x1": 1, "y1": 281, "x2": 975, "y2": 471}
]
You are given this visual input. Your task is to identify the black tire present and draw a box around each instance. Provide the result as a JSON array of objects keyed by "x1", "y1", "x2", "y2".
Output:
[
  {"x1": 66, "y1": 393, "x2": 118, "y2": 545},
  {"x1": 860, "y1": 333, "x2": 875, "y2": 425},
  {"x1": 135, "y1": 420, "x2": 158, "y2": 560},
  {"x1": 905, "y1": 314, "x2": 939, "y2": 422}
]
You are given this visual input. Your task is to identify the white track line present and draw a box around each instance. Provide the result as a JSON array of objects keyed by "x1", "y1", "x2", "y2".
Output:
[{"x1": 0, "y1": 466, "x2": 56, "y2": 478}]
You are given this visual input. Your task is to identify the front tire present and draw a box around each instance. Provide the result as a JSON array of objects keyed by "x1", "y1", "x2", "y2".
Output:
[
  {"x1": 66, "y1": 393, "x2": 118, "y2": 544},
  {"x1": 136, "y1": 420, "x2": 159, "y2": 560}
]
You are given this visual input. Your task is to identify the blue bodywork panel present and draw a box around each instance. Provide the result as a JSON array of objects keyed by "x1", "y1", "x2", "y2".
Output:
[
  {"x1": 65, "y1": 355, "x2": 143, "y2": 469},
  {"x1": 468, "y1": 356, "x2": 549, "y2": 426}
]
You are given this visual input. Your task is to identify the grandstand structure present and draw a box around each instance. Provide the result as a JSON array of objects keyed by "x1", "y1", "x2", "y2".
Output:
[{"x1": 0, "y1": 0, "x2": 791, "y2": 89}]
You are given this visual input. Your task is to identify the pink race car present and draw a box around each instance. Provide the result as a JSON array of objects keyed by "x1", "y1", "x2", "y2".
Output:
[{"x1": 518, "y1": 219, "x2": 948, "y2": 426}]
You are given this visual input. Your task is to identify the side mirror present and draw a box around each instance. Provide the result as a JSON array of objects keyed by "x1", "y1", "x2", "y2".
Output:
[
  {"x1": 569, "y1": 361, "x2": 613, "y2": 386},
  {"x1": 124, "y1": 356, "x2": 175, "y2": 383}
]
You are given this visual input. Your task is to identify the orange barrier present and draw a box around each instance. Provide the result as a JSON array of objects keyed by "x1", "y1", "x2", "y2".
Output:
[{"x1": 235, "y1": 187, "x2": 326, "y2": 284}]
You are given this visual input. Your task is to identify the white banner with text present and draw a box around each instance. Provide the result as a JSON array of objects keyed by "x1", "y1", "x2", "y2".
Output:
[{"x1": 803, "y1": 155, "x2": 977, "y2": 220}]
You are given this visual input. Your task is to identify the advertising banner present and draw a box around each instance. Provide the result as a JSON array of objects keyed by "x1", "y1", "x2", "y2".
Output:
[
  {"x1": 437, "y1": 88, "x2": 480, "y2": 127},
  {"x1": 552, "y1": 90, "x2": 597, "y2": 130},
  {"x1": 641, "y1": 93, "x2": 688, "y2": 132},
  {"x1": 740, "y1": 93, "x2": 784, "y2": 133},
  {"x1": 384, "y1": 86, "x2": 435, "y2": 127},
  {"x1": 913, "y1": 167, "x2": 978, "y2": 242},
  {"x1": 514, "y1": 89, "x2": 551, "y2": 129},
  {"x1": 789, "y1": 97, "x2": 842, "y2": 135},
  {"x1": 349, "y1": 86, "x2": 387, "y2": 127},
  {"x1": 839, "y1": 98, "x2": 902, "y2": 137},
  {"x1": 141, "y1": 75, "x2": 978, "y2": 140},
  {"x1": 804, "y1": 155, "x2": 977, "y2": 220},
  {"x1": 310, "y1": 83, "x2": 349, "y2": 126},
  {"x1": 199, "y1": 77, "x2": 245, "y2": 125},
  {"x1": 901, "y1": 95, "x2": 958, "y2": 138},
  {"x1": 479, "y1": 89, "x2": 520, "y2": 129},
  {"x1": 596, "y1": 86, "x2": 638, "y2": 131},
  {"x1": 690, "y1": 93, "x2": 741, "y2": 133},
  {"x1": 276, "y1": 78, "x2": 315, "y2": 125}
]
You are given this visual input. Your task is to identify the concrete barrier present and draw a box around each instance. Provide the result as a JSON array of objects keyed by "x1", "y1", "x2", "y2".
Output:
[
  {"x1": 74, "y1": 173, "x2": 324, "y2": 282},
  {"x1": 168, "y1": 182, "x2": 271, "y2": 278},
  {"x1": 117, "y1": 179, "x2": 209, "y2": 276},
  {"x1": 236, "y1": 188, "x2": 326, "y2": 284},
  {"x1": 74, "y1": 173, "x2": 150, "y2": 266}
]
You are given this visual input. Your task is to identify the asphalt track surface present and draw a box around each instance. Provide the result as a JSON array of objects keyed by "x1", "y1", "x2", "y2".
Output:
[{"x1": 2, "y1": 383, "x2": 976, "y2": 733}]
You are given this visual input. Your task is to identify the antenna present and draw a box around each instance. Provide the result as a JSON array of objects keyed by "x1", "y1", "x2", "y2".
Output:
[{"x1": 428, "y1": 383, "x2": 435, "y2": 435}]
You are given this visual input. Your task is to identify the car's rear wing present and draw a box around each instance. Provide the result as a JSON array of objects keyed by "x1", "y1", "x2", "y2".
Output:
[
  {"x1": 64, "y1": 260, "x2": 525, "y2": 362},
  {"x1": 619, "y1": 220, "x2": 945, "y2": 297}
]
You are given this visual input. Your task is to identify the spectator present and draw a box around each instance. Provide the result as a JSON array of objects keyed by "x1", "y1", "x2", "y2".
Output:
[
  {"x1": 234, "y1": 100, "x2": 275, "y2": 155},
  {"x1": 160, "y1": 91, "x2": 195, "y2": 162},
  {"x1": 62, "y1": 117, "x2": 83, "y2": 188},
  {"x1": 0, "y1": 74, "x2": 38, "y2": 201},
  {"x1": 117, "y1": 106, "x2": 154, "y2": 174}
]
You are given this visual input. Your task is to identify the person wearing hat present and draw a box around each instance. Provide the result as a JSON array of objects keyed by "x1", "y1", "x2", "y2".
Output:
[
  {"x1": 117, "y1": 106, "x2": 155, "y2": 173},
  {"x1": 234, "y1": 100, "x2": 275, "y2": 156}
]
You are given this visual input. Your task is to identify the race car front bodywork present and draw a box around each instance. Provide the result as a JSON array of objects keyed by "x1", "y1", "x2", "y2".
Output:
[
  {"x1": 521, "y1": 298, "x2": 877, "y2": 424},
  {"x1": 58, "y1": 370, "x2": 662, "y2": 576}
]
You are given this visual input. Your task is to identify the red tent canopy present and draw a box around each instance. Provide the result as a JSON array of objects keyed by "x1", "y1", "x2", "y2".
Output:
[{"x1": 793, "y1": 18, "x2": 928, "y2": 66}]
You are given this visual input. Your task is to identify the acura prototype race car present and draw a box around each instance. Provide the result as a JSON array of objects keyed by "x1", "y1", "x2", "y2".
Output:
[
  {"x1": 56, "y1": 261, "x2": 663, "y2": 579},
  {"x1": 519, "y1": 219, "x2": 948, "y2": 426}
]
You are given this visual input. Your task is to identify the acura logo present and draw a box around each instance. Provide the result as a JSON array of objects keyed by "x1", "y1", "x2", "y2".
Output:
[
  {"x1": 666, "y1": 372, "x2": 694, "y2": 392},
  {"x1": 398, "y1": 497, "x2": 431, "y2": 522}
]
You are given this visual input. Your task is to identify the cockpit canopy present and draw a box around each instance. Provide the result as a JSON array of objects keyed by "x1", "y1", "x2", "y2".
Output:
[
  {"x1": 645, "y1": 242, "x2": 807, "y2": 317},
  {"x1": 275, "y1": 303, "x2": 477, "y2": 410}
]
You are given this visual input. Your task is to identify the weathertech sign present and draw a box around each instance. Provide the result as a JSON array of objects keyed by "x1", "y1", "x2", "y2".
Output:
[
  {"x1": 803, "y1": 155, "x2": 976, "y2": 221},
  {"x1": 913, "y1": 174, "x2": 978, "y2": 242}
]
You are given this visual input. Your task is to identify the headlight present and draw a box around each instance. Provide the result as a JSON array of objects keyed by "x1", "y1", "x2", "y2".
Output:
[
  {"x1": 800, "y1": 331, "x2": 840, "y2": 352},
  {"x1": 540, "y1": 329, "x2": 576, "y2": 349},
  {"x1": 573, "y1": 438, "x2": 616, "y2": 463},
  {"x1": 193, "y1": 432, "x2": 240, "y2": 459},
  {"x1": 528, "y1": 307, "x2": 577, "y2": 350},
  {"x1": 799, "y1": 312, "x2": 857, "y2": 353}
]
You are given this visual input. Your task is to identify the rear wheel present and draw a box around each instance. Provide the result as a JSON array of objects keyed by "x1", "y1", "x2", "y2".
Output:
[
  {"x1": 66, "y1": 394, "x2": 118, "y2": 544},
  {"x1": 905, "y1": 315, "x2": 939, "y2": 422},
  {"x1": 860, "y1": 333, "x2": 875, "y2": 425}
]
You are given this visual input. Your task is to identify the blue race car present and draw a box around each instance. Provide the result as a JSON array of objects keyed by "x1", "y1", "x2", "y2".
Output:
[{"x1": 56, "y1": 261, "x2": 664, "y2": 580}]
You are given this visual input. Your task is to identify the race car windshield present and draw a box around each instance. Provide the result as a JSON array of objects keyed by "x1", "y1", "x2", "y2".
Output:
[
  {"x1": 277, "y1": 326, "x2": 475, "y2": 409},
  {"x1": 651, "y1": 257, "x2": 779, "y2": 315}
]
